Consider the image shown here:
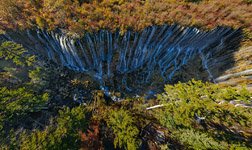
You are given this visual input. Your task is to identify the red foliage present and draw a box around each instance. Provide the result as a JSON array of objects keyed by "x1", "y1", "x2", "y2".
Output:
[
  {"x1": 79, "y1": 122, "x2": 103, "y2": 150},
  {"x1": 0, "y1": 0, "x2": 251, "y2": 44}
]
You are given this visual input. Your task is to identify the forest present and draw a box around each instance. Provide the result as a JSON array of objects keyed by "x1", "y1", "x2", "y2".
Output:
[{"x1": 0, "y1": 0, "x2": 252, "y2": 149}]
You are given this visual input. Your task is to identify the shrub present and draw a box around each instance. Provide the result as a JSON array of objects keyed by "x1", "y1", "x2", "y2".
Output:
[
  {"x1": 0, "y1": 42, "x2": 33, "y2": 66},
  {"x1": 172, "y1": 129, "x2": 226, "y2": 149},
  {"x1": 157, "y1": 80, "x2": 252, "y2": 127},
  {"x1": 0, "y1": 87, "x2": 49, "y2": 146},
  {"x1": 154, "y1": 80, "x2": 252, "y2": 148},
  {"x1": 106, "y1": 108, "x2": 140, "y2": 150},
  {"x1": 19, "y1": 106, "x2": 88, "y2": 149}
]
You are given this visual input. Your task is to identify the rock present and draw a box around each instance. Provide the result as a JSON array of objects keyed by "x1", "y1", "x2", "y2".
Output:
[{"x1": 4, "y1": 25, "x2": 243, "y2": 94}]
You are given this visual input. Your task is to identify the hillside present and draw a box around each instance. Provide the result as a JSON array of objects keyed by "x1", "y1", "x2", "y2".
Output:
[{"x1": 0, "y1": 0, "x2": 252, "y2": 149}]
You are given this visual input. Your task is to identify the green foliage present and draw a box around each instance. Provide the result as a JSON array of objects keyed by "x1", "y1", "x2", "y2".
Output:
[
  {"x1": 215, "y1": 86, "x2": 252, "y2": 102},
  {"x1": 230, "y1": 143, "x2": 252, "y2": 150},
  {"x1": 172, "y1": 129, "x2": 226, "y2": 149},
  {"x1": 154, "y1": 80, "x2": 252, "y2": 148},
  {"x1": 0, "y1": 41, "x2": 51, "y2": 148},
  {"x1": 0, "y1": 76, "x2": 251, "y2": 149},
  {"x1": 28, "y1": 67, "x2": 48, "y2": 88},
  {"x1": 156, "y1": 80, "x2": 252, "y2": 128},
  {"x1": 0, "y1": 41, "x2": 35, "y2": 66},
  {"x1": 0, "y1": 39, "x2": 251, "y2": 150},
  {"x1": 0, "y1": 87, "x2": 49, "y2": 146},
  {"x1": 0, "y1": 87, "x2": 48, "y2": 123},
  {"x1": 28, "y1": 67, "x2": 43, "y2": 83},
  {"x1": 18, "y1": 105, "x2": 88, "y2": 149},
  {"x1": 244, "y1": 0, "x2": 252, "y2": 4},
  {"x1": 107, "y1": 108, "x2": 140, "y2": 150},
  {"x1": 0, "y1": 41, "x2": 50, "y2": 90}
]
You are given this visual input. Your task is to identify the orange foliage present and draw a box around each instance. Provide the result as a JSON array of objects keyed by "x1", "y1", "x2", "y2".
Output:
[
  {"x1": 0, "y1": 0, "x2": 251, "y2": 44},
  {"x1": 79, "y1": 122, "x2": 103, "y2": 150}
]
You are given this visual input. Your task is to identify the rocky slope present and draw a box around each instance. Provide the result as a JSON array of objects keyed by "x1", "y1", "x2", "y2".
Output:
[
  {"x1": 0, "y1": 25, "x2": 251, "y2": 93},
  {"x1": 215, "y1": 46, "x2": 252, "y2": 91}
]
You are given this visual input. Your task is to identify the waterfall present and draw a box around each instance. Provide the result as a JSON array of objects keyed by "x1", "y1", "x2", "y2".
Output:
[{"x1": 3, "y1": 24, "x2": 242, "y2": 91}]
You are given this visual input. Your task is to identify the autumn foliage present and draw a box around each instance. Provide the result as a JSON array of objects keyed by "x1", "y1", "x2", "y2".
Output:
[
  {"x1": 1, "y1": 1, "x2": 252, "y2": 149},
  {"x1": 0, "y1": 0, "x2": 251, "y2": 39},
  {"x1": 79, "y1": 122, "x2": 102, "y2": 149}
]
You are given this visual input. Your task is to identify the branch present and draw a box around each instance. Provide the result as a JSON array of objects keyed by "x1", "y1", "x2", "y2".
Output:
[{"x1": 146, "y1": 104, "x2": 164, "y2": 110}]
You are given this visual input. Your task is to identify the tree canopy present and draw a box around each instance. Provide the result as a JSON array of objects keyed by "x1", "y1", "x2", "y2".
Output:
[
  {"x1": 0, "y1": 0, "x2": 251, "y2": 45},
  {"x1": 0, "y1": 1, "x2": 252, "y2": 149}
]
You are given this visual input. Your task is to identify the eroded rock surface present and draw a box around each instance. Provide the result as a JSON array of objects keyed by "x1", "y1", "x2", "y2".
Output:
[{"x1": 2, "y1": 25, "x2": 249, "y2": 92}]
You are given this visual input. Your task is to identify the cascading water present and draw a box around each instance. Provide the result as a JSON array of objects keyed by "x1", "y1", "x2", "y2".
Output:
[{"x1": 2, "y1": 24, "x2": 242, "y2": 95}]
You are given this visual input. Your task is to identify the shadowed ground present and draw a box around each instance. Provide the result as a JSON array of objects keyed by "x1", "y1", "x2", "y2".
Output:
[{"x1": 1, "y1": 24, "x2": 249, "y2": 93}]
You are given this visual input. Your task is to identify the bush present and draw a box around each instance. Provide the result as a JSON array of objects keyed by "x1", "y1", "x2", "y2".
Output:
[
  {"x1": 0, "y1": 42, "x2": 33, "y2": 66},
  {"x1": 154, "y1": 80, "x2": 252, "y2": 148},
  {"x1": 106, "y1": 108, "x2": 140, "y2": 150},
  {"x1": 0, "y1": 87, "x2": 49, "y2": 146},
  {"x1": 18, "y1": 106, "x2": 88, "y2": 149},
  {"x1": 0, "y1": 87, "x2": 48, "y2": 125},
  {"x1": 172, "y1": 129, "x2": 226, "y2": 149}
]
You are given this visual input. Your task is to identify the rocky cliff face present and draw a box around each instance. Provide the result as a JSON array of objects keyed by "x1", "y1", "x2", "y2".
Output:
[{"x1": 1, "y1": 24, "x2": 251, "y2": 92}]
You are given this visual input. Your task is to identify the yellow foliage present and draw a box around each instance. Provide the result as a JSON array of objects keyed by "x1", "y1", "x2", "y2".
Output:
[{"x1": 0, "y1": 0, "x2": 252, "y2": 45}]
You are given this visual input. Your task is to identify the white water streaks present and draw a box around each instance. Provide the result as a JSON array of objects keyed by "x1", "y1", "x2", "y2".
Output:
[{"x1": 4, "y1": 25, "x2": 242, "y2": 88}]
